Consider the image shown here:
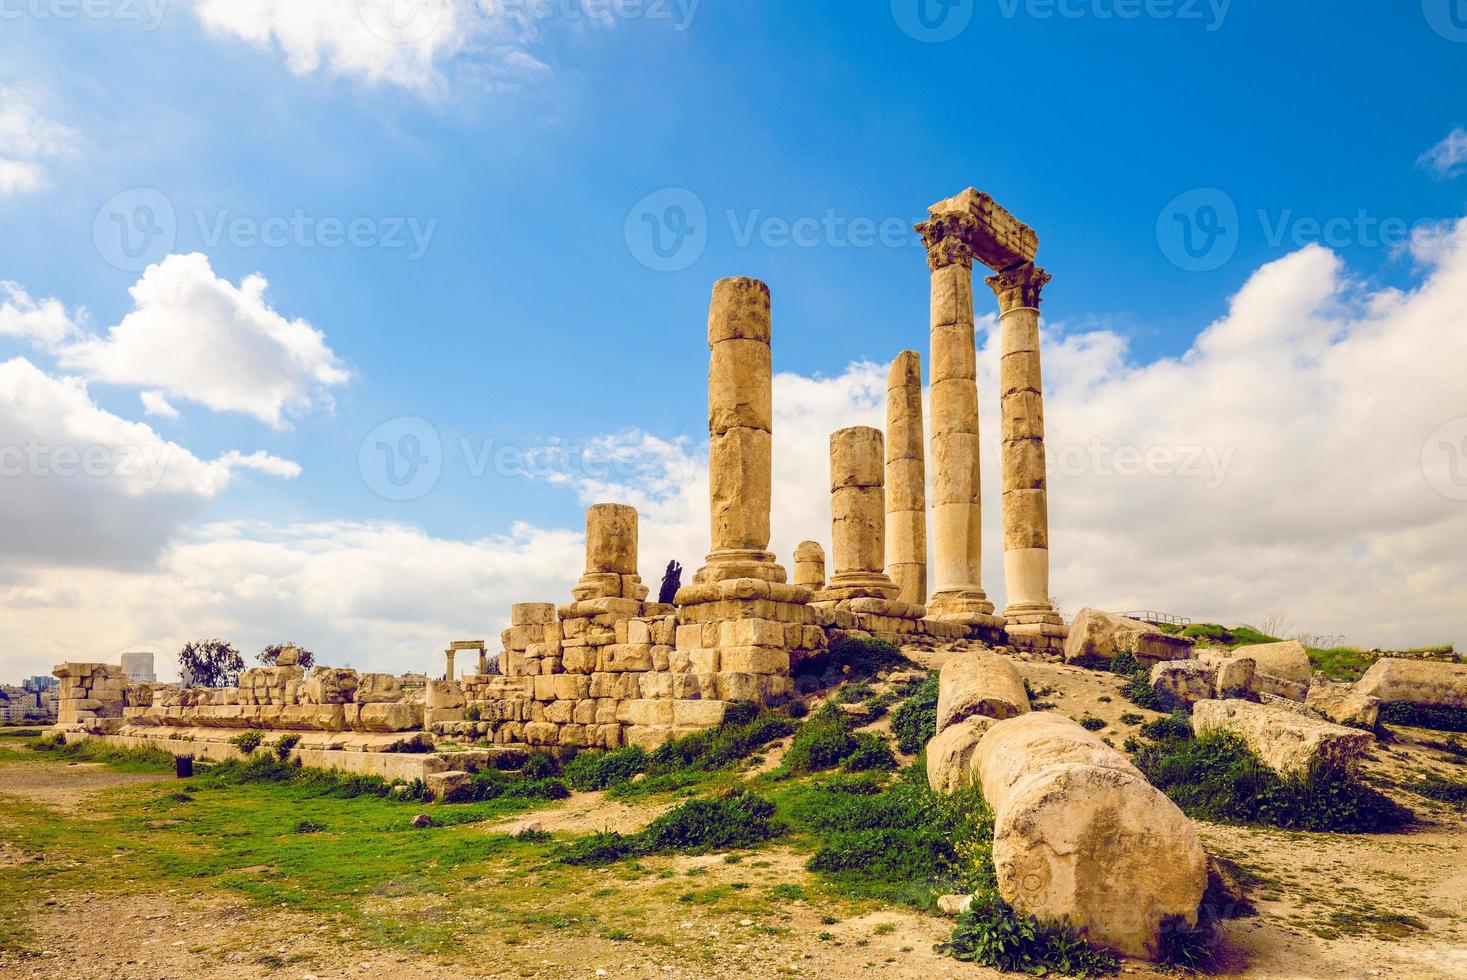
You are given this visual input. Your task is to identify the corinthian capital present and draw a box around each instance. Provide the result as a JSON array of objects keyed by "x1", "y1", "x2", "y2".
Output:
[
  {"x1": 985, "y1": 262, "x2": 1052, "y2": 312},
  {"x1": 915, "y1": 213, "x2": 977, "y2": 272}
]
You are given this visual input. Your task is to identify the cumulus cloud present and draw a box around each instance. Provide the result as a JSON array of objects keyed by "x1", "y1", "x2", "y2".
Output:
[
  {"x1": 187, "y1": 0, "x2": 553, "y2": 95},
  {"x1": 0, "y1": 281, "x2": 81, "y2": 348},
  {"x1": 56, "y1": 253, "x2": 350, "y2": 428},
  {"x1": 0, "y1": 85, "x2": 75, "y2": 195},
  {"x1": 1419, "y1": 127, "x2": 1467, "y2": 179},
  {"x1": 0, "y1": 357, "x2": 299, "y2": 570}
]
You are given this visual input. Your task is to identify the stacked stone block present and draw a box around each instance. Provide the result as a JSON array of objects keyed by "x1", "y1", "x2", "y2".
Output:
[{"x1": 54, "y1": 662, "x2": 128, "y2": 729}]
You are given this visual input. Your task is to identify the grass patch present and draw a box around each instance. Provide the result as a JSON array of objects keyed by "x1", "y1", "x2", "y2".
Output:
[
  {"x1": 778, "y1": 704, "x2": 859, "y2": 776},
  {"x1": 794, "y1": 635, "x2": 914, "y2": 686},
  {"x1": 441, "y1": 770, "x2": 569, "y2": 805},
  {"x1": 1306, "y1": 646, "x2": 1378, "y2": 683},
  {"x1": 1133, "y1": 730, "x2": 1412, "y2": 832},
  {"x1": 606, "y1": 704, "x2": 796, "y2": 799},
  {"x1": 891, "y1": 673, "x2": 939, "y2": 754},
  {"x1": 1381, "y1": 702, "x2": 1467, "y2": 733},
  {"x1": 564, "y1": 745, "x2": 648, "y2": 791},
  {"x1": 1401, "y1": 773, "x2": 1467, "y2": 809},
  {"x1": 1078, "y1": 715, "x2": 1106, "y2": 732},
  {"x1": 557, "y1": 791, "x2": 783, "y2": 866},
  {"x1": 936, "y1": 893, "x2": 1119, "y2": 977},
  {"x1": 1180, "y1": 623, "x2": 1281, "y2": 648},
  {"x1": 30, "y1": 735, "x2": 176, "y2": 772}
]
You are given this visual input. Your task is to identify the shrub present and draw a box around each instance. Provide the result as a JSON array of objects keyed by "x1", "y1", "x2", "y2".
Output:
[
  {"x1": 230, "y1": 730, "x2": 265, "y2": 754},
  {"x1": 520, "y1": 751, "x2": 560, "y2": 779},
  {"x1": 1156, "y1": 914, "x2": 1218, "y2": 971},
  {"x1": 780, "y1": 705, "x2": 857, "y2": 775},
  {"x1": 564, "y1": 745, "x2": 648, "y2": 791},
  {"x1": 639, "y1": 708, "x2": 795, "y2": 780},
  {"x1": 1134, "y1": 730, "x2": 1411, "y2": 832},
  {"x1": 442, "y1": 770, "x2": 569, "y2": 805},
  {"x1": 382, "y1": 733, "x2": 435, "y2": 754},
  {"x1": 794, "y1": 635, "x2": 913, "y2": 685},
  {"x1": 1079, "y1": 715, "x2": 1106, "y2": 732},
  {"x1": 785, "y1": 700, "x2": 809, "y2": 719},
  {"x1": 891, "y1": 673, "x2": 939, "y2": 754},
  {"x1": 936, "y1": 893, "x2": 1120, "y2": 977},
  {"x1": 558, "y1": 791, "x2": 782, "y2": 866},
  {"x1": 1119, "y1": 712, "x2": 1144, "y2": 726},
  {"x1": 840, "y1": 732, "x2": 897, "y2": 773},
  {"x1": 1140, "y1": 710, "x2": 1193, "y2": 742},
  {"x1": 273, "y1": 733, "x2": 301, "y2": 761},
  {"x1": 293, "y1": 820, "x2": 325, "y2": 834},
  {"x1": 1381, "y1": 702, "x2": 1467, "y2": 733}
]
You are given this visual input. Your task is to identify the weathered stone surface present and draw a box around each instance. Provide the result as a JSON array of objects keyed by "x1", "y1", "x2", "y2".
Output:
[
  {"x1": 1063, "y1": 608, "x2": 1195, "y2": 666},
  {"x1": 935, "y1": 652, "x2": 1029, "y2": 733},
  {"x1": 1355, "y1": 658, "x2": 1467, "y2": 710},
  {"x1": 305, "y1": 668, "x2": 359, "y2": 705},
  {"x1": 1306, "y1": 682, "x2": 1381, "y2": 730},
  {"x1": 355, "y1": 673, "x2": 402, "y2": 703},
  {"x1": 1196, "y1": 651, "x2": 1257, "y2": 699},
  {"x1": 926, "y1": 716, "x2": 992, "y2": 793},
  {"x1": 426, "y1": 770, "x2": 471, "y2": 800},
  {"x1": 975, "y1": 712, "x2": 1206, "y2": 960},
  {"x1": 1150, "y1": 660, "x2": 1217, "y2": 707},
  {"x1": 792, "y1": 540, "x2": 825, "y2": 590},
  {"x1": 1227, "y1": 640, "x2": 1312, "y2": 687},
  {"x1": 1192, "y1": 698, "x2": 1373, "y2": 774}
]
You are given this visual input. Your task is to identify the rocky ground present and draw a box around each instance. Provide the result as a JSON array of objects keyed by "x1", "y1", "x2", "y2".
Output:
[{"x1": 1, "y1": 654, "x2": 1465, "y2": 979}]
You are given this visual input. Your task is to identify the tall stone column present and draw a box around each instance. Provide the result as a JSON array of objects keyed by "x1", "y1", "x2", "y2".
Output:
[
  {"x1": 695, "y1": 277, "x2": 785, "y2": 585},
  {"x1": 885, "y1": 350, "x2": 927, "y2": 606},
  {"x1": 815, "y1": 427, "x2": 898, "y2": 602},
  {"x1": 986, "y1": 262, "x2": 1064, "y2": 639},
  {"x1": 914, "y1": 209, "x2": 995, "y2": 623},
  {"x1": 444, "y1": 648, "x2": 456, "y2": 682}
]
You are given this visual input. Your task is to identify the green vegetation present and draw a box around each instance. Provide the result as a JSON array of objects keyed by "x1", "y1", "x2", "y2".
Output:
[
  {"x1": 1140, "y1": 710, "x2": 1192, "y2": 741},
  {"x1": 891, "y1": 673, "x2": 939, "y2": 754},
  {"x1": 1095, "y1": 652, "x2": 1178, "y2": 713},
  {"x1": 0, "y1": 729, "x2": 43, "y2": 738},
  {"x1": 564, "y1": 745, "x2": 648, "y2": 791},
  {"x1": 1305, "y1": 646, "x2": 1379, "y2": 683},
  {"x1": 441, "y1": 769, "x2": 569, "y2": 805},
  {"x1": 1119, "y1": 712, "x2": 1144, "y2": 726},
  {"x1": 1078, "y1": 715, "x2": 1106, "y2": 732},
  {"x1": 273, "y1": 733, "x2": 301, "y2": 761},
  {"x1": 936, "y1": 893, "x2": 1119, "y2": 977},
  {"x1": 229, "y1": 730, "x2": 265, "y2": 754},
  {"x1": 1401, "y1": 773, "x2": 1467, "y2": 809},
  {"x1": 1133, "y1": 729, "x2": 1411, "y2": 832},
  {"x1": 1381, "y1": 702, "x2": 1467, "y2": 733},
  {"x1": 778, "y1": 704, "x2": 861, "y2": 776},
  {"x1": 382, "y1": 733, "x2": 436, "y2": 753},
  {"x1": 201, "y1": 755, "x2": 434, "y2": 803},
  {"x1": 1180, "y1": 623, "x2": 1281, "y2": 648},
  {"x1": 29, "y1": 734, "x2": 176, "y2": 771},
  {"x1": 558, "y1": 791, "x2": 782, "y2": 866},
  {"x1": 793, "y1": 635, "x2": 914, "y2": 685}
]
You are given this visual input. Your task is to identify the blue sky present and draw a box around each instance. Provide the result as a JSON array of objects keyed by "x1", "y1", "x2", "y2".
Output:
[{"x1": 2, "y1": 2, "x2": 1466, "y2": 677}]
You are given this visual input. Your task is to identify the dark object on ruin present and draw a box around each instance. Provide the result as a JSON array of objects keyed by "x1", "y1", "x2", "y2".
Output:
[{"x1": 658, "y1": 560, "x2": 683, "y2": 605}]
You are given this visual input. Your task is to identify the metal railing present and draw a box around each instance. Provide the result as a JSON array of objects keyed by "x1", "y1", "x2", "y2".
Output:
[{"x1": 1118, "y1": 610, "x2": 1192, "y2": 627}]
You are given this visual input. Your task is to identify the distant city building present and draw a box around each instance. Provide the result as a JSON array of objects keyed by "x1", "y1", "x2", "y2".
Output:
[
  {"x1": 0, "y1": 683, "x2": 53, "y2": 724},
  {"x1": 121, "y1": 651, "x2": 157, "y2": 684}
]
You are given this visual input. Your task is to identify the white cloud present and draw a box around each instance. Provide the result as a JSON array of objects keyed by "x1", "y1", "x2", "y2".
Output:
[
  {"x1": 1419, "y1": 127, "x2": 1467, "y2": 179},
  {"x1": 0, "y1": 85, "x2": 75, "y2": 195},
  {"x1": 187, "y1": 0, "x2": 553, "y2": 95},
  {"x1": 0, "y1": 281, "x2": 81, "y2": 347},
  {"x1": 57, "y1": 253, "x2": 350, "y2": 428},
  {"x1": 0, "y1": 357, "x2": 300, "y2": 571},
  {"x1": 140, "y1": 390, "x2": 180, "y2": 419}
]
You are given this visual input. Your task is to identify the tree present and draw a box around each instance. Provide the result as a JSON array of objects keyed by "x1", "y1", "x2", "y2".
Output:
[
  {"x1": 258, "y1": 643, "x2": 316, "y2": 669},
  {"x1": 178, "y1": 639, "x2": 243, "y2": 688},
  {"x1": 658, "y1": 560, "x2": 683, "y2": 605}
]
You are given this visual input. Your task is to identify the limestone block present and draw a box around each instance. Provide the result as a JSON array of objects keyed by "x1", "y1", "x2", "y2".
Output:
[
  {"x1": 936, "y1": 652, "x2": 1029, "y2": 733},
  {"x1": 617, "y1": 699, "x2": 675, "y2": 726},
  {"x1": 355, "y1": 673, "x2": 402, "y2": 704},
  {"x1": 626, "y1": 619, "x2": 653, "y2": 645},
  {"x1": 305, "y1": 668, "x2": 359, "y2": 705},
  {"x1": 1355, "y1": 658, "x2": 1467, "y2": 710},
  {"x1": 652, "y1": 617, "x2": 676, "y2": 646},
  {"x1": 1192, "y1": 699, "x2": 1373, "y2": 774},
  {"x1": 1197, "y1": 652, "x2": 1257, "y2": 699},
  {"x1": 545, "y1": 700, "x2": 575, "y2": 724},
  {"x1": 600, "y1": 644, "x2": 655, "y2": 673},
  {"x1": 719, "y1": 618, "x2": 786, "y2": 648},
  {"x1": 585, "y1": 503, "x2": 639, "y2": 574},
  {"x1": 720, "y1": 646, "x2": 791, "y2": 675},
  {"x1": 709, "y1": 426, "x2": 773, "y2": 552},
  {"x1": 1227, "y1": 641, "x2": 1312, "y2": 687},
  {"x1": 1306, "y1": 682, "x2": 1381, "y2": 730},
  {"x1": 675, "y1": 624, "x2": 703, "y2": 650},
  {"x1": 562, "y1": 646, "x2": 597, "y2": 674},
  {"x1": 709, "y1": 338, "x2": 773, "y2": 435},
  {"x1": 1149, "y1": 660, "x2": 1217, "y2": 707},
  {"x1": 512, "y1": 602, "x2": 556, "y2": 626},
  {"x1": 522, "y1": 722, "x2": 560, "y2": 745},
  {"x1": 551, "y1": 674, "x2": 591, "y2": 700},
  {"x1": 976, "y1": 713, "x2": 1206, "y2": 961},
  {"x1": 1063, "y1": 608, "x2": 1195, "y2": 667},
  {"x1": 674, "y1": 700, "x2": 729, "y2": 727},
  {"x1": 425, "y1": 680, "x2": 466, "y2": 710},
  {"x1": 425, "y1": 771, "x2": 471, "y2": 799},
  {"x1": 792, "y1": 541, "x2": 826, "y2": 590},
  {"x1": 714, "y1": 672, "x2": 763, "y2": 702},
  {"x1": 624, "y1": 724, "x2": 678, "y2": 751},
  {"x1": 533, "y1": 675, "x2": 555, "y2": 701},
  {"x1": 926, "y1": 716, "x2": 993, "y2": 793}
]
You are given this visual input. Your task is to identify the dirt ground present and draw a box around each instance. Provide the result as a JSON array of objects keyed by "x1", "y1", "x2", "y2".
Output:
[{"x1": 3, "y1": 657, "x2": 1466, "y2": 978}]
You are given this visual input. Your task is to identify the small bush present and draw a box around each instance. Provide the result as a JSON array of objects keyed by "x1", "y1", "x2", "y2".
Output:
[
  {"x1": 564, "y1": 746, "x2": 648, "y2": 791},
  {"x1": 1079, "y1": 715, "x2": 1106, "y2": 732},
  {"x1": 891, "y1": 673, "x2": 939, "y2": 754},
  {"x1": 293, "y1": 820, "x2": 325, "y2": 834},
  {"x1": 637, "y1": 708, "x2": 795, "y2": 781},
  {"x1": 1134, "y1": 730, "x2": 1412, "y2": 832},
  {"x1": 785, "y1": 700, "x2": 809, "y2": 719},
  {"x1": 794, "y1": 635, "x2": 914, "y2": 685},
  {"x1": 442, "y1": 770, "x2": 569, "y2": 805},
  {"x1": 273, "y1": 733, "x2": 301, "y2": 761},
  {"x1": 936, "y1": 893, "x2": 1119, "y2": 977},
  {"x1": 780, "y1": 705, "x2": 858, "y2": 775},
  {"x1": 840, "y1": 732, "x2": 897, "y2": 773},
  {"x1": 1155, "y1": 914, "x2": 1217, "y2": 972},
  {"x1": 1381, "y1": 702, "x2": 1467, "y2": 733},
  {"x1": 1119, "y1": 712, "x2": 1144, "y2": 726},
  {"x1": 1140, "y1": 710, "x2": 1193, "y2": 742},
  {"x1": 382, "y1": 733, "x2": 436, "y2": 753},
  {"x1": 520, "y1": 751, "x2": 560, "y2": 780},
  {"x1": 558, "y1": 791, "x2": 782, "y2": 866},
  {"x1": 230, "y1": 730, "x2": 265, "y2": 754}
]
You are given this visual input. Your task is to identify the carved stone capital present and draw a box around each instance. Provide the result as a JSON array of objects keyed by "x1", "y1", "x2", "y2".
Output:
[
  {"x1": 915, "y1": 213, "x2": 977, "y2": 272},
  {"x1": 985, "y1": 262, "x2": 1052, "y2": 312}
]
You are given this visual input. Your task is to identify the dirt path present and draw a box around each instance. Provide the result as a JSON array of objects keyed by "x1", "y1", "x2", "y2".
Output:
[{"x1": 0, "y1": 758, "x2": 164, "y2": 813}]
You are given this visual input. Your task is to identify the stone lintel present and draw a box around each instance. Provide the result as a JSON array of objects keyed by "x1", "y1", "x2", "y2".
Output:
[{"x1": 923, "y1": 188, "x2": 1038, "y2": 272}]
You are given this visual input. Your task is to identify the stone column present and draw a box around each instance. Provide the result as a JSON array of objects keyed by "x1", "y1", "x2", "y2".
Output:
[
  {"x1": 885, "y1": 350, "x2": 927, "y2": 606},
  {"x1": 793, "y1": 541, "x2": 826, "y2": 590},
  {"x1": 816, "y1": 427, "x2": 898, "y2": 601},
  {"x1": 573, "y1": 503, "x2": 648, "y2": 601},
  {"x1": 985, "y1": 262, "x2": 1063, "y2": 633},
  {"x1": 695, "y1": 277, "x2": 785, "y2": 584},
  {"x1": 915, "y1": 210, "x2": 994, "y2": 621},
  {"x1": 444, "y1": 648, "x2": 456, "y2": 682}
]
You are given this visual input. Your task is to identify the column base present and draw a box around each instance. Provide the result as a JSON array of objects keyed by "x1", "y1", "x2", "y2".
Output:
[
  {"x1": 811, "y1": 571, "x2": 901, "y2": 604},
  {"x1": 571, "y1": 571, "x2": 650, "y2": 602},
  {"x1": 693, "y1": 549, "x2": 788, "y2": 585},
  {"x1": 1003, "y1": 620, "x2": 1068, "y2": 653},
  {"x1": 926, "y1": 588, "x2": 997, "y2": 618},
  {"x1": 1002, "y1": 602, "x2": 1064, "y2": 627}
]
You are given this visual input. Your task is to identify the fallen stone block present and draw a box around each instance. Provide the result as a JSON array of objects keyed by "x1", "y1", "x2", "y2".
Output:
[
  {"x1": 1192, "y1": 698, "x2": 1372, "y2": 774},
  {"x1": 1229, "y1": 640, "x2": 1312, "y2": 687},
  {"x1": 1306, "y1": 682, "x2": 1381, "y2": 730},
  {"x1": 975, "y1": 712, "x2": 1206, "y2": 960},
  {"x1": 1149, "y1": 660, "x2": 1217, "y2": 707},
  {"x1": 1355, "y1": 658, "x2": 1467, "y2": 711},
  {"x1": 1063, "y1": 608, "x2": 1194, "y2": 667},
  {"x1": 925, "y1": 716, "x2": 992, "y2": 793},
  {"x1": 425, "y1": 770, "x2": 471, "y2": 800},
  {"x1": 935, "y1": 652, "x2": 1029, "y2": 733}
]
